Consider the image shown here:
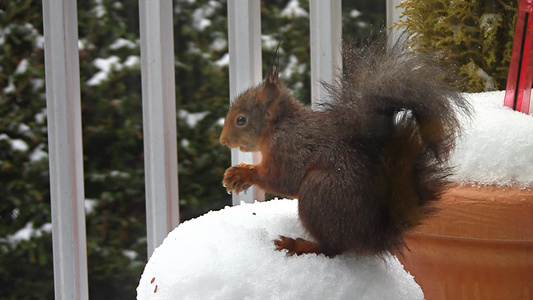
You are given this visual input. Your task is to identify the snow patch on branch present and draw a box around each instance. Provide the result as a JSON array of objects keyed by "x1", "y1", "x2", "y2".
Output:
[{"x1": 281, "y1": 0, "x2": 309, "y2": 18}]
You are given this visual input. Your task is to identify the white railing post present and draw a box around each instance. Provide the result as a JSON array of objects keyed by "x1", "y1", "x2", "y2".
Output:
[
  {"x1": 227, "y1": 0, "x2": 264, "y2": 204},
  {"x1": 309, "y1": 0, "x2": 342, "y2": 108},
  {"x1": 139, "y1": 0, "x2": 180, "y2": 257},
  {"x1": 42, "y1": 0, "x2": 89, "y2": 299},
  {"x1": 387, "y1": 0, "x2": 406, "y2": 47}
]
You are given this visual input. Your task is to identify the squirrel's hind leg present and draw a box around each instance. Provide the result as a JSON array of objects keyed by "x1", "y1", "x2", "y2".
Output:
[{"x1": 274, "y1": 236, "x2": 329, "y2": 256}]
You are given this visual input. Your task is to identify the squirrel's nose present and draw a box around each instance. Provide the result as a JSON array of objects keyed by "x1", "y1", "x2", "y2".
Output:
[{"x1": 219, "y1": 131, "x2": 227, "y2": 146}]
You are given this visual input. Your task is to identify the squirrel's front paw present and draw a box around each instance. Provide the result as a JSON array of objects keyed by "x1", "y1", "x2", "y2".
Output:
[{"x1": 222, "y1": 163, "x2": 256, "y2": 194}]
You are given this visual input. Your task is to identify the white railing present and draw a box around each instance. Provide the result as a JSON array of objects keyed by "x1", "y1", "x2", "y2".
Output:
[
  {"x1": 138, "y1": 0, "x2": 181, "y2": 260},
  {"x1": 227, "y1": 0, "x2": 264, "y2": 204},
  {"x1": 42, "y1": 0, "x2": 404, "y2": 299},
  {"x1": 43, "y1": 1, "x2": 89, "y2": 299}
]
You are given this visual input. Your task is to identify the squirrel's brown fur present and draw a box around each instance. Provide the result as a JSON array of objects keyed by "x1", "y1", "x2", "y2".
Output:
[{"x1": 219, "y1": 40, "x2": 471, "y2": 257}]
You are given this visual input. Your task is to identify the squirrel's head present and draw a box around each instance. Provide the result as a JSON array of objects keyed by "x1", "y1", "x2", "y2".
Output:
[{"x1": 220, "y1": 68, "x2": 288, "y2": 152}]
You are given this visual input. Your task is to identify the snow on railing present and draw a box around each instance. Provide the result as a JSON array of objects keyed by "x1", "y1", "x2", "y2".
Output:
[{"x1": 42, "y1": 0, "x2": 404, "y2": 299}]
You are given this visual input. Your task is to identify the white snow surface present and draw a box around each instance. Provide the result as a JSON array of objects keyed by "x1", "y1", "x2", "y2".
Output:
[
  {"x1": 137, "y1": 199, "x2": 423, "y2": 300},
  {"x1": 450, "y1": 91, "x2": 533, "y2": 187}
]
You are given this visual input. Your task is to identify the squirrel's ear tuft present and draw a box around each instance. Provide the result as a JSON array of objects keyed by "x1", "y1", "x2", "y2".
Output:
[
  {"x1": 258, "y1": 67, "x2": 281, "y2": 106},
  {"x1": 260, "y1": 41, "x2": 282, "y2": 105},
  {"x1": 265, "y1": 66, "x2": 280, "y2": 86},
  {"x1": 265, "y1": 42, "x2": 281, "y2": 85}
]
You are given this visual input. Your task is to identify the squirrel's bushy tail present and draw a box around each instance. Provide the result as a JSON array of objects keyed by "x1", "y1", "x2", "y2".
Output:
[{"x1": 326, "y1": 39, "x2": 471, "y2": 247}]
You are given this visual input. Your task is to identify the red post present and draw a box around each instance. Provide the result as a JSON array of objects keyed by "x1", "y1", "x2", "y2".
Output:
[{"x1": 504, "y1": 0, "x2": 533, "y2": 114}]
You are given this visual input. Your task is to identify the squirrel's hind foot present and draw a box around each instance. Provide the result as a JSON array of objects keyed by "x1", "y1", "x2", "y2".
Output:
[{"x1": 274, "y1": 236, "x2": 329, "y2": 257}]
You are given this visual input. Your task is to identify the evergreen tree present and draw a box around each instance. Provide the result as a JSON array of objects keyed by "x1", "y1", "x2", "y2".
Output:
[
  {"x1": 0, "y1": 0, "x2": 384, "y2": 298},
  {"x1": 0, "y1": 0, "x2": 55, "y2": 298}
]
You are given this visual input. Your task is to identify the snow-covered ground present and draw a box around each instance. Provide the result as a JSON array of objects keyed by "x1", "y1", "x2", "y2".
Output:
[{"x1": 137, "y1": 92, "x2": 532, "y2": 299}]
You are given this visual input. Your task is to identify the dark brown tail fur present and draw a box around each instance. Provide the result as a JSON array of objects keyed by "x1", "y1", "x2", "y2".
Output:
[{"x1": 317, "y1": 40, "x2": 472, "y2": 256}]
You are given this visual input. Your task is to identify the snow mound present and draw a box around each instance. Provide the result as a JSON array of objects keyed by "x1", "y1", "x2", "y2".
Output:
[
  {"x1": 450, "y1": 91, "x2": 533, "y2": 187},
  {"x1": 137, "y1": 199, "x2": 423, "y2": 300},
  {"x1": 137, "y1": 91, "x2": 532, "y2": 299}
]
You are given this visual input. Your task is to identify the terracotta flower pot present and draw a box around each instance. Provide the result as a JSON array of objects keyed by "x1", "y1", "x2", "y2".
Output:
[{"x1": 397, "y1": 185, "x2": 533, "y2": 300}]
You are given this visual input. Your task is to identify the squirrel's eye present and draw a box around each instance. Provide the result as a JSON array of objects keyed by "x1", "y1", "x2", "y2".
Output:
[{"x1": 236, "y1": 116, "x2": 247, "y2": 126}]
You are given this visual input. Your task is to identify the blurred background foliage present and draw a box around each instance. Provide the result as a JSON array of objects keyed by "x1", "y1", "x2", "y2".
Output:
[
  {"x1": 397, "y1": 0, "x2": 517, "y2": 92},
  {"x1": 0, "y1": 0, "x2": 516, "y2": 298}
]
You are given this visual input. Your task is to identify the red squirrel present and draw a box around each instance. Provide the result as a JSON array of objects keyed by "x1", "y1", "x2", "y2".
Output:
[{"x1": 219, "y1": 40, "x2": 471, "y2": 257}]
